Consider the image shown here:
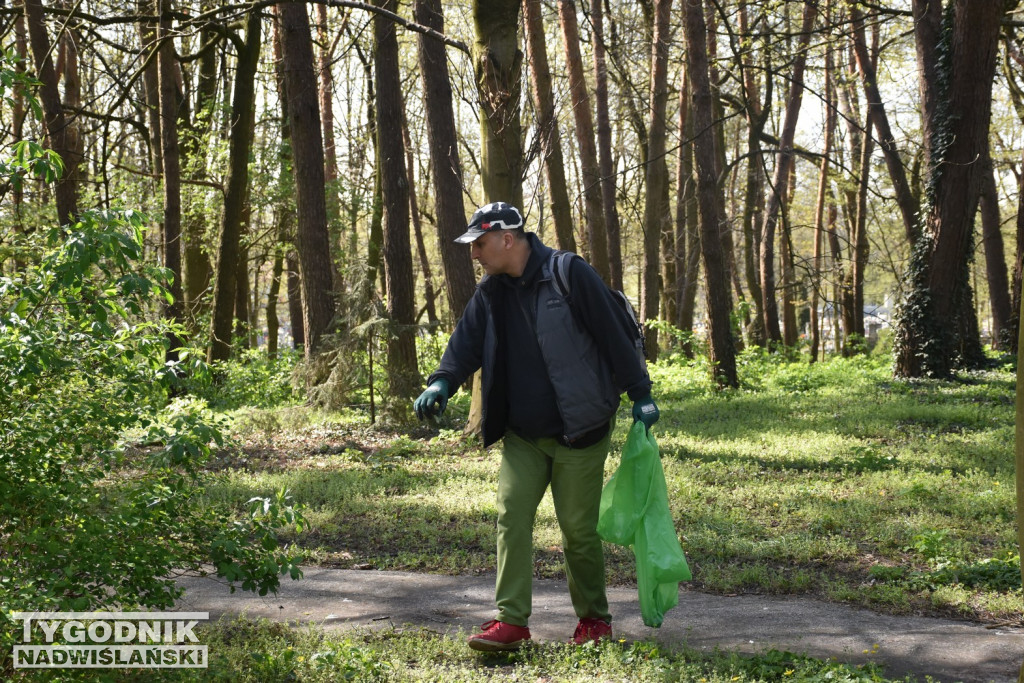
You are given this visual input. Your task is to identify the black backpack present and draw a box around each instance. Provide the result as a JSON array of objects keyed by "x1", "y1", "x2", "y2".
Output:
[{"x1": 548, "y1": 250, "x2": 649, "y2": 365}]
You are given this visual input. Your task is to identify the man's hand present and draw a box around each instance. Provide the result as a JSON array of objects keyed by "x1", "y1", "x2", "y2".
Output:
[
  {"x1": 631, "y1": 395, "x2": 660, "y2": 432},
  {"x1": 414, "y1": 379, "x2": 450, "y2": 420}
]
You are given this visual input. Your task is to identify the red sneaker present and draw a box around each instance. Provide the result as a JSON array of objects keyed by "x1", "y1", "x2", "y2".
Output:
[
  {"x1": 572, "y1": 617, "x2": 612, "y2": 645},
  {"x1": 467, "y1": 620, "x2": 531, "y2": 652}
]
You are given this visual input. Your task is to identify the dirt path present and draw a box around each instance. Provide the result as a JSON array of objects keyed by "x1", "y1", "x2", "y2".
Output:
[{"x1": 175, "y1": 567, "x2": 1022, "y2": 682}]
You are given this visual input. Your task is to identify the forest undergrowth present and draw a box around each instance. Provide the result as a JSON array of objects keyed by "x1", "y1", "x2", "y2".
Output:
[{"x1": 204, "y1": 342, "x2": 1021, "y2": 625}]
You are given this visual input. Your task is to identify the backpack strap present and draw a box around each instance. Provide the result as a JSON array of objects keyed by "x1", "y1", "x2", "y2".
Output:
[{"x1": 549, "y1": 250, "x2": 576, "y2": 301}]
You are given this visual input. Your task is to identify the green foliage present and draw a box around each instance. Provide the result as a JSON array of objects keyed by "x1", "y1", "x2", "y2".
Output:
[
  {"x1": 183, "y1": 347, "x2": 301, "y2": 411},
  {"x1": 0, "y1": 211, "x2": 304, "y2": 670},
  {"x1": 0, "y1": 48, "x2": 40, "y2": 116}
]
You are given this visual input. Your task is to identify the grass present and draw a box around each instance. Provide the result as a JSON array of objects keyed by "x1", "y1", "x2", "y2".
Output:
[
  {"x1": 8, "y1": 617, "x2": 914, "y2": 682},
  {"x1": 8, "y1": 349, "x2": 1013, "y2": 681},
  {"x1": 202, "y1": 349, "x2": 1020, "y2": 623}
]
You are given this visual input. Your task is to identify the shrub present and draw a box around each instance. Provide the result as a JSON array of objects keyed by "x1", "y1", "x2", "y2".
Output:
[
  {"x1": 184, "y1": 346, "x2": 301, "y2": 410},
  {"x1": 0, "y1": 152, "x2": 304, "y2": 668}
]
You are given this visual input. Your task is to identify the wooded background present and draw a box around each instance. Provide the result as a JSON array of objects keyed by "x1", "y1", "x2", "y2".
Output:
[{"x1": 2, "y1": 0, "x2": 1021, "y2": 401}]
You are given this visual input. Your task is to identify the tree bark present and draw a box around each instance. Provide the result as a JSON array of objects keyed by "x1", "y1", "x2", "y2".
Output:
[
  {"x1": 182, "y1": 17, "x2": 217, "y2": 330},
  {"x1": 272, "y1": 10, "x2": 299, "y2": 354},
  {"x1": 759, "y1": 1, "x2": 815, "y2": 349},
  {"x1": 591, "y1": 0, "x2": 623, "y2": 289},
  {"x1": 376, "y1": 0, "x2": 421, "y2": 407},
  {"x1": 848, "y1": 99, "x2": 874, "y2": 347},
  {"x1": 682, "y1": 0, "x2": 737, "y2": 388},
  {"x1": 558, "y1": 0, "x2": 610, "y2": 283},
  {"x1": 850, "y1": 4, "x2": 919, "y2": 246},
  {"x1": 316, "y1": 2, "x2": 345, "y2": 303},
  {"x1": 737, "y1": 0, "x2": 769, "y2": 348},
  {"x1": 415, "y1": 0, "x2": 477, "y2": 323},
  {"x1": 737, "y1": 1, "x2": 770, "y2": 348},
  {"x1": 980, "y1": 154, "x2": 1011, "y2": 349},
  {"x1": 705, "y1": 1, "x2": 742, "y2": 316},
  {"x1": 402, "y1": 109, "x2": 438, "y2": 325},
  {"x1": 11, "y1": 15, "x2": 28, "y2": 270},
  {"x1": 208, "y1": 11, "x2": 261, "y2": 362},
  {"x1": 1009, "y1": 152, "x2": 1024, "y2": 356},
  {"x1": 780, "y1": 165, "x2": 799, "y2": 348},
  {"x1": 23, "y1": 0, "x2": 79, "y2": 224},
  {"x1": 640, "y1": 0, "x2": 673, "y2": 361},
  {"x1": 158, "y1": 1, "x2": 184, "y2": 360},
  {"x1": 287, "y1": 255, "x2": 305, "y2": 349},
  {"x1": 811, "y1": 35, "x2": 835, "y2": 363},
  {"x1": 468, "y1": 0, "x2": 523, "y2": 436},
  {"x1": 267, "y1": 246, "x2": 284, "y2": 359},
  {"x1": 522, "y1": 0, "x2": 576, "y2": 252},
  {"x1": 280, "y1": 0, "x2": 336, "y2": 356},
  {"x1": 473, "y1": 0, "x2": 524, "y2": 209},
  {"x1": 895, "y1": 0, "x2": 1003, "y2": 377},
  {"x1": 233, "y1": 230, "x2": 251, "y2": 350},
  {"x1": 676, "y1": 73, "x2": 701, "y2": 351}
]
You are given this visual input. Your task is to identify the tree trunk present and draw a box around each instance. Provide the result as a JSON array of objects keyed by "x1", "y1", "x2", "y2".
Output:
[
  {"x1": 895, "y1": 0, "x2": 1002, "y2": 377},
  {"x1": 272, "y1": 11, "x2": 298, "y2": 355},
  {"x1": 468, "y1": 0, "x2": 523, "y2": 436},
  {"x1": 376, "y1": 0, "x2": 421, "y2": 408},
  {"x1": 759, "y1": 0, "x2": 815, "y2": 349},
  {"x1": 182, "y1": 19, "x2": 216, "y2": 330},
  {"x1": 267, "y1": 247, "x2": 284, "y2": 359},
  {"x1": 403, "y1": 109, "x2": 438, "y2": 325},
  {"x1": 522, "y1": 0, "x2": 576, "y2": 252},
  {"x1": 682, "y1": 0, "x2": 737, "y2": 388},
  {"x1": 780, "y1": 170, "x2": 799, "y2": 348},
  {"x1": 705, "y1": 1, "x2": 742, "y2": 318},
  {"x1": 233, "y1": 234, "x2": 251, "y2": 350},
  {"x1": 208, "y1": 11, "x2": 261, "y2": 362},
  {"x1": 137, "y1": 0, "x2": 162, "y2": 198},
  {"x1": 353, "y1": 44, "x2": 385, "y2": 309},
  {"x1": 640, "y1": 0, "x2": 673, "y2": 361},
  {"x1": 850, "y1": 99, "x2": 874, "y2": 345},
  {"x1": 676, "y1": 74, "x2": 701, "y2": 352},
  {"x1": 158, "y1": 2, "x2": 184, "y2": 360},
  {"x1": 280, "y1": 0, "x2": 336, "y2": 356},
  {"x1": 835, "y1": 41, "x2": 862, "y2": 353},
  {"x1": 591, "y1": 0, "x2": 623, "y2": 290},
  {"x1": 1009, "y1": 152, "x2": 1024, "y2": 356},
  {"x1": 287, "y1": 255, "x2": 305, "y2": 349},
  {"x1": 739, "y1": 0, "x2": 769, "y2": 348},
  {"x1": 23, "y1": 0, "x2": 79, "y2": 223},
  {"x1": 673, "y1": 72, "x2": 689, "y2": 331},
  {"x1": 11, "y1": 15, "x2": 28, "y2": 270},
  {"x1": 850, "y1": 4, "x2": 920, "y2": 246},
  {"x1": 980, "y1": 154, "x2": 1011, "y2": 349},
  {"x1": 1018, "y1": 291, "x2": 1024, "y2": 683},
  {"x1": 558, "y1": 0, "x2": 610, "y2": 283},
  {"x1": 415, "y1": 0, "x2": 477, "y2": 323},
  {"x1": 811, "y1": 36, "x2": 835, "y2": 363},
  {"x1": 316, "y1": 3, "x2": 345, "y2": 303},
  {"x1": 473, "y1": 0, "x2": 524, "y2": 208}
]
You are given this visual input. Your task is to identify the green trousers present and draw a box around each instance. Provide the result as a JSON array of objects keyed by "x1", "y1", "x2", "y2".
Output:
[{"x1": 494, "y1": 426, "x2": 612, "y2": 626}]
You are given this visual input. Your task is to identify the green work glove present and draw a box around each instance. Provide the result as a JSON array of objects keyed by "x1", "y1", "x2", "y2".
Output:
[
  {"x1": 631, "y1": 394, "x2": 660, "y2": 432},
  {"x1": 414, "y1": 379, "x2": 450, "y2": 420}
]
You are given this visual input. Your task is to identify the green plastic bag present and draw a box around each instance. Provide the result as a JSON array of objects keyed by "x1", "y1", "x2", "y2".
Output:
[{"x1": 598, "y1": 421, "x2": 691, "y2": 627}]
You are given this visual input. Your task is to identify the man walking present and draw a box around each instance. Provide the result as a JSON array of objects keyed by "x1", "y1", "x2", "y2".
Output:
[{"x1": 414, "y1": 202, "x2": 659, "y2": 651}]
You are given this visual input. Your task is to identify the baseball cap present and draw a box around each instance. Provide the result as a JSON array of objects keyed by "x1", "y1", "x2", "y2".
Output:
[{"x1": 454, "y1": 202, "x2": 524, "y2": 243}]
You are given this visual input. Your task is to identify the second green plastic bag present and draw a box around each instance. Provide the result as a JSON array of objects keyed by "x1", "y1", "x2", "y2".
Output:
[{"x1": 598, "y1": 421, "x2": 691, "y2": 627}]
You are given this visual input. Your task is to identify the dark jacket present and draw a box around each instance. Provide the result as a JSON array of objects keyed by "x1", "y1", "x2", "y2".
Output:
[{"x1": 429, "y1": 233, "x2": 651, "y2": 447}]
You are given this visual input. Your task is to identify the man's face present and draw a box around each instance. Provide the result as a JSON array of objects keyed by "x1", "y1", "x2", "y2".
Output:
[{"x1": 470, "y1": 230, "x2": 510, "y2": 275}]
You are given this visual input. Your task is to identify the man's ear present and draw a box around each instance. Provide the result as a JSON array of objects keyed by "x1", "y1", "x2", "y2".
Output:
[{"x1": 502, "y1": 232, "x2": 515, "y2": 249}]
